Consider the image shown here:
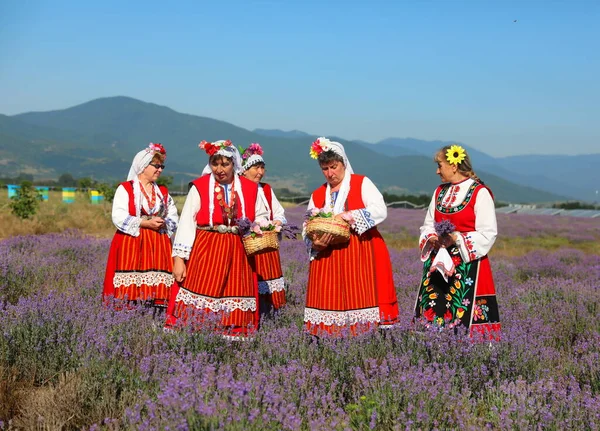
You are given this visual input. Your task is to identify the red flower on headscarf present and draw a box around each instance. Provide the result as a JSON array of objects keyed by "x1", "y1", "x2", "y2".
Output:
[
  {"x1": 199, "y1": 140, "x2": 232, "y2": 156},
  {"x1": 149, "y1": 142, "x2": 166, "y2": 155}
]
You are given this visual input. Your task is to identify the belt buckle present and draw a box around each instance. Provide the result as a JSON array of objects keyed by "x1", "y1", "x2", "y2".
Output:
[
  {"x1": 217, "y1": 225, "x2": 228, "y2": 234},
  {"x1": 231, "y1": 226, "x2": 239, "y2": 235}
]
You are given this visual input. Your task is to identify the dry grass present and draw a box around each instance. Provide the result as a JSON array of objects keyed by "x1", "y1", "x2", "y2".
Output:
[
  {"x1": 0, "y1": 192, "x2": 116, "y2": 239},
  {"x1": 382, "y1": 232, "x2": 600, "y2": 256},
  {"x1": 492, "y1": 235, "x2": 600, "y2": 256}
]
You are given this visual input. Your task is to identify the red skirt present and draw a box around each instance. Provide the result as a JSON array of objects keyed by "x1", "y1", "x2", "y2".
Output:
[
  {"x1": 165, "y1": 230, "x2": 259, "y2": 337},
  {"x1": 304, "y1": 228, "x2": 399, "y2": 336},
  {"x1": 254, "y1": 249, "x2": 286, "y2": 312},
  {"x1": 103, "y1": 228, "x2": 175, "y2": 306}
]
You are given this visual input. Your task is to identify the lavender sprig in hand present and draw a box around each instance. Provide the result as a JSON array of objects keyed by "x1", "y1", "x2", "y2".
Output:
[{"x1": 434, "y1": 219, "x2": 456, "y2": 237}]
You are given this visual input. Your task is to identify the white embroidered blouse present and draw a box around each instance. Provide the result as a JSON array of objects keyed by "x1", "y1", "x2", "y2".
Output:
[
  {"x1": 259, "y1": 184, "x2": 287, "y2": 224},
  {"x1": 112, "y1": 182, "x2": 179, "y2": 238},
  {"x1": 419, "y1": 178, "x2": 497, "y2": 264}
]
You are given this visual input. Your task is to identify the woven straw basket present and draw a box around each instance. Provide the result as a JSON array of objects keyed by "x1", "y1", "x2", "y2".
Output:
[
  {"x1": 242, "y1": 230, "x2": 279, "y2": 256},
  {"x1": 306, "y1": 217, "x2": 350, "y2": 245}
]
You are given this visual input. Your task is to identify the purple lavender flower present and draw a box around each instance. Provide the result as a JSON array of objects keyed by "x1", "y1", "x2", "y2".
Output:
[
  {"x1": 234, "y1": 217, "x2": 252, "y2": 236},
  {"x1": 281, "y1": 224, "x2": 300, "y2": 240},
  {"x1": 434, "y1": 219, "x2": 456, "y2": 237}
]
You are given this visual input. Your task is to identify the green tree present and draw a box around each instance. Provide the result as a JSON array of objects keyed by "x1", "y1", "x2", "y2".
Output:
[
  {"x1": 156, "y1": 175, "x2": 173, "y2": 187},
  {"x1": 96, "y1": 182, "x2": 118, "y2": 203},
  {"x1": 9, "y1": 181, "x2": 42, "y2": 219},
  {"x1": 58, "y1": 173, "x2": 77, "y2": 187},
  {"x1": 78, "y1": 177, "x2": 95, "y2": 190}
]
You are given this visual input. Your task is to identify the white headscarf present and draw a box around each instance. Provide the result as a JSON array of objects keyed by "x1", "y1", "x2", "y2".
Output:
[
  {"x1": 199, "y1": 140, "x2": 246, "y2": 226},
  {"x1": 201, "y1": 141, "x2": 243, "y2": 175},
  {"x1": 242, "y1": 154, "x2": 265, "y2": 171},
  {"x1": 314, "y1": 137, "x2": 354, "y2": 215},
  {"x1": 126, "y1": 144, "x2": 166, "y2": 218}
]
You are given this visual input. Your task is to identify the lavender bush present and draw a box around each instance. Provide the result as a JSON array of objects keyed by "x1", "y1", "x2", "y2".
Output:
[{"x1": 0, "y1": 209, "x2": 599, "y2": 430}]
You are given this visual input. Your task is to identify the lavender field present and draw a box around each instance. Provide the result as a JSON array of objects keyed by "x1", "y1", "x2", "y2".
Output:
[{"x1": 1, "y1": 208, "x2": 600, "y2": 430}]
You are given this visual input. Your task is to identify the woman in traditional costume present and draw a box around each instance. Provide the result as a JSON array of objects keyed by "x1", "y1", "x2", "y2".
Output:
[
  {"x1": 303, "y1": 138, "x2": 399, "y2": 336},
  {"x1": 103, "y1": 143, "x2": 179, "y2": 309},
  {"x1": 241, "y1": 143, "x2": 287, "y2": 315},
  {"x1": 414, "y1": 144, "x2": 500, "y2": 338},
  {"x1": 165, "y1": 140, "x2": 269, "y2": 338}
]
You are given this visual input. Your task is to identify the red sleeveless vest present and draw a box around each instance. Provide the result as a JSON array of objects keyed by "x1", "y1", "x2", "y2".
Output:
[
  {"x1": 311, "y1": 174, "x2": 366, "y2": 210},
  {"x1": 433, "y1": 182, "x2": 492, "y2": 232},
  {"x1": 120, "y1": 181, "x2": 169, "y2": 216},
  {"x1": 260, "y1": 182, "x2": 273, "y2": 220},
  {"x1": 191, "y1": 174, "x2": 259, "y2": 225}
]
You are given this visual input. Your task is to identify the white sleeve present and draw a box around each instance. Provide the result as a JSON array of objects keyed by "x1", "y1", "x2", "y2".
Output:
[
  {"x1": 349, "y1": 177, "x2": 387, "y2": 235},
  {"x1": 164, "y1": 194, "x2": 179, "y2": 238},
  {"x1": 112, "y1": 185, "x2": 141, "y2": 237},
  {"x1": 419, "y1": 193, "x2": 438, "y2": 261},
  {"x1": 302, "y1": 195, "x2": 320, "y2": 260},
  {"x1": 254, "y1": 188, "x2": 270, "y2": 222},
  {"x1": 172, "y1": 186, "x2": 201, "y2": 260},
  {"x1": 270, "y1": 189, "x2": 287, "y2": 224},
  {"x1": 455, "y1": 188, "x2": 497, "y2": 263}
]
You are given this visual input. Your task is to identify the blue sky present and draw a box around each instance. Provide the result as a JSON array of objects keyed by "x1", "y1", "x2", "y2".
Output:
[{"x1": 0, "y1": 0, "x2": 598, "y2": 157}]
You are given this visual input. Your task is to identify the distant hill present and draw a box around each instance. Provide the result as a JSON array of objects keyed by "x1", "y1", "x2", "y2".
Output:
[
  {"x1": 254, "y1": 129, "x2": 598, "y2": 202},
  {"x1": 0, "y1": 96, "x2": 574, "y2": 203}
]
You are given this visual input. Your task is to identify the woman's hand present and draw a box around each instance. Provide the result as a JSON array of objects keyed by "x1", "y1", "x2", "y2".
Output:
[
  {"x1": 173, "y1": 257, "x2": 187, "y2": 283},
  {"x1": 141, "y1": 217, "x2": 165, "y2": 231},
  {"x1": 428, "y1": 235, "x2": 442, "y2": 250},
  {"x1": 274, "y1": 220, "x2": 283, "y2": 226},
  {"x1": 312, "y1": 232, "x2": 334, "y2": 251},
  {"x1": 440, "y1": 233, "x2": 457, "y2": 248}
]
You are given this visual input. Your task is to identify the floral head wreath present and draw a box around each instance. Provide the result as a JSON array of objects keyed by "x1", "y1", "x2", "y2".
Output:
[
  {"x1": 241, "y1": 143, "x2": 264, "y2": 160},
  {"x1": 199, "y1": 139, "x2": 233, "y2": 156},
  {"x1": 241, "y1": 143, "x2": 265, "y2": 170},
  {"x1": 309, "y1": 137, "x2": 333, "y2": 159},
  {"x1": 148, "y1": 142, "x2": 166, "y2": 158},
  {"x1": 446, "y1": 145, "x2": 466, "y2": 165}
]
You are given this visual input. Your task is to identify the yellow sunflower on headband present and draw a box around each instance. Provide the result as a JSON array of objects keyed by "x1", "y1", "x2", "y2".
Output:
[{"x1": 446, "y1": 145, "x2": 466, "y2": 165}]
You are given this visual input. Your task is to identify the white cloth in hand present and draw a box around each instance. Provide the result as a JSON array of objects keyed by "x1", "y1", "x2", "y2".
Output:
[{"x1": 429, "y1": 248, "x2": 455, "y2": 282}]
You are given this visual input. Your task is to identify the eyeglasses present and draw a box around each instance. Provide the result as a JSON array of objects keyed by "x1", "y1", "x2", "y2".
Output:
[{"x1": 149, "y1": 163, "x2": 165, "y2": 170}]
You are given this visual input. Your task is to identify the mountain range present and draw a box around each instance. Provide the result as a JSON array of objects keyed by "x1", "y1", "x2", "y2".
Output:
[{"x1": 0, "y1": 96, "x2": 596, "y2": 203}]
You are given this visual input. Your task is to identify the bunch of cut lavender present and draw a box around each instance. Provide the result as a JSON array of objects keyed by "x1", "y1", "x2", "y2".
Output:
[
  {"x1": 434, "y1": 219, "x2": 456, "y2": 237},
  {"x1": 281, "y1": 224, "x2": 300, "y2": 240},
  {"x1": 234, "y1": 217, "x2": 252, "y2": 237}
]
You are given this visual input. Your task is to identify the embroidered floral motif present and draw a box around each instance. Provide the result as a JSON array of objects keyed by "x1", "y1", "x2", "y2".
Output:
[
  {"x1": 436, "y1": 182, "x2": 479, "y2": 214},
  {"x1": 473, "y1": 299, "x2": 489, "y2": 322},
  {"x1": 464, "y1": 235, "x2": 478, "y2": 261},
  {"x1": 417, "y1": 246, "x2": 473, "y2": 329}
]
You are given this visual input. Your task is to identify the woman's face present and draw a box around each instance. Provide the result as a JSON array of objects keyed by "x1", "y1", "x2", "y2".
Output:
[
  {"x1": 436, "y1": 156, "x2": 458, "y2": 183},
  {"x1": 320, "y1": 160, "x2": 346, "y2": 189},
  {"x1": 211, "y1": 156, "x2": 234, "y2": 184},
  {"x1": 140, "y1": 158, "x2": 164, "y2": 183},
  {"x1": 243, "y1": 163, "x2": 265, "y2": 183}
]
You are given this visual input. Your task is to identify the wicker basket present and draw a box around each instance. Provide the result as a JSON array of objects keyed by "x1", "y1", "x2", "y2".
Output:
[
  {"x1": 306, "y1": 217, "x2": 350, "y2": 245},
  {"x1": 242, "y1": 230, "x2": 280, "y2": 256}
]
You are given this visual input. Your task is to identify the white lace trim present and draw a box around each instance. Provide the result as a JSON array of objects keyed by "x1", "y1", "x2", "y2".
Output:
[
  {"x1": 258, "y1": 277, "x2": 285, "y2": 294},
  {"x1": 113, "y1": 271, "x2": 174, "y2": 288},
  {"x1": 304, "y1": 307, "x2": 380, "y2": 326},
  {"x1": 351, "y1": 209, "x2": 375, "y2": 235},
  {"x1": 175, "y1": 288, "x2": 257, "y2": 313}
]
